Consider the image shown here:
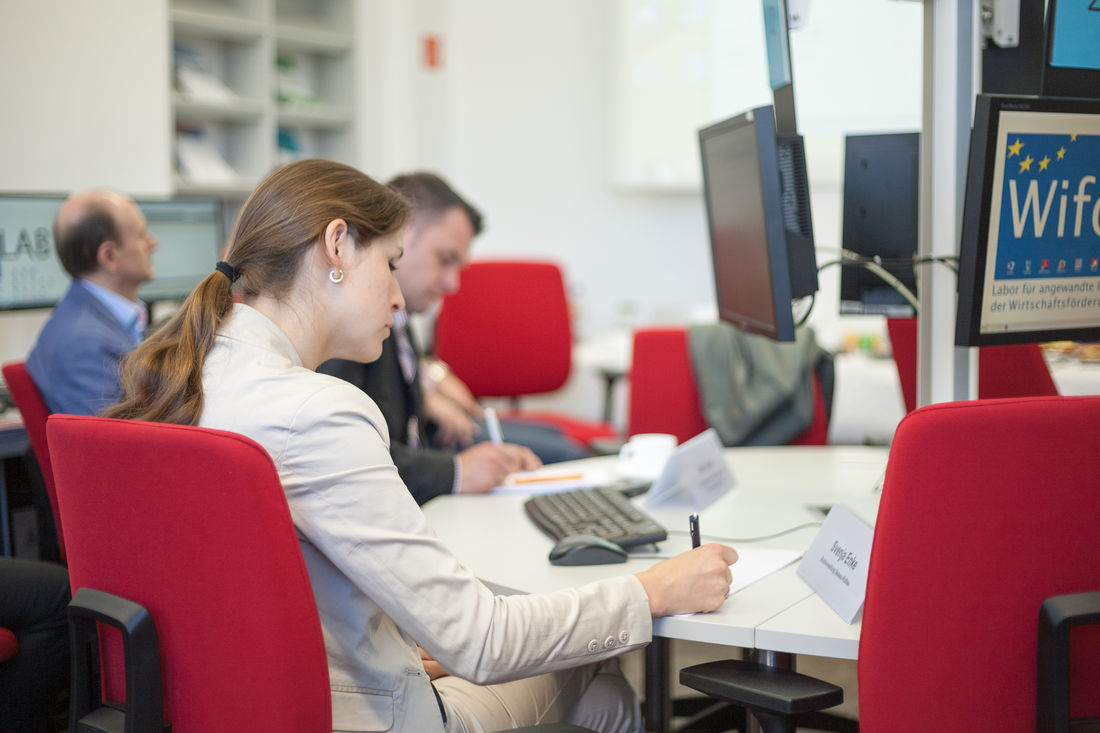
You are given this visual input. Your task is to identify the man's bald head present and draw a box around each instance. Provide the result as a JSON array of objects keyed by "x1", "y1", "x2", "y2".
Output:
[
  {"x1": 54, "y1": 189, "x2": 157, "y2": 299},
  {"x1": 54, "y1": 190, "x2": 133, "y2": 279}
]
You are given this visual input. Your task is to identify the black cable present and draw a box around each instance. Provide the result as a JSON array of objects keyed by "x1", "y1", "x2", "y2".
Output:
[
  {"x1": 794, "y1": 251, "x2": 958, "y2": 327},
  {"x1": 794, "y1": 292, "x2": 815, "y2": 327}
]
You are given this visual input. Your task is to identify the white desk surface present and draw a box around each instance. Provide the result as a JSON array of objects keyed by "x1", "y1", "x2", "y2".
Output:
[{"x1": 422, "y1": 445, "x2": 887, "y2": 660}]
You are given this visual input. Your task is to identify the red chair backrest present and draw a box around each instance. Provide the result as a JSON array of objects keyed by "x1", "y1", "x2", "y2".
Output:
[
  {"x1": 978, "y1": 342, "x2": 1059, "y2": 399},
  {"x1": 886, "y1": 317, "x2": 1058, "y2": 413},
  {"x1": 628, "y1": 327, "x2": 828, "y2": 445},
  {"x1": 47, "y1": 415, "x2": 331, "y2": 732},
  {"x1": 2, "y1": 361, "x2": 64, "y2": 562},
  {"x1": 628, "y1": 328, "x2": 708, "y2": 443},
  {"x1": 788, "y1": 371, "x2": 829, "y2": 446},
  {"x1": 435, "y1": 260, "x2": 572, "y2": 398},
  {"x1": 885, "y1": 317, "x2": 919, "y2": 413},
  {"x1": 859, "y1": 396, "x2": 1100, "y2": 729}
]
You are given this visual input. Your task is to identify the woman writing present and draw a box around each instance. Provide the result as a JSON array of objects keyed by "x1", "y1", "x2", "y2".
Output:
[{"x1": 108, "y1": 159, "x2": 737, "y2": 733}]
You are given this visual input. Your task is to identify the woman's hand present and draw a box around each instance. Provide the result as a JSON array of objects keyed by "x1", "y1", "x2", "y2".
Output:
[
  {"x1": 419, "y1": 647, "x2": 449, "y2": 680},
  {"x1": 635, "y1": 543, "x2": 739, "y2": 616}
]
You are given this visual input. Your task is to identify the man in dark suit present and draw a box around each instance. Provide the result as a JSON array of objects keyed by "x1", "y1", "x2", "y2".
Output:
[
  {"x1": 26, "y1": 190, "x2": 158, "y2": 415},
  {"x1": 320, "y1": 173, "x2": 586, "y2": 504}
]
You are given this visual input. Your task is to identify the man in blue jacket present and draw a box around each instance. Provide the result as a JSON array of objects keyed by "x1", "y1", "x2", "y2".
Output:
[{"x1": 26, "y1": 190, "x2": 158, "y2": 415}]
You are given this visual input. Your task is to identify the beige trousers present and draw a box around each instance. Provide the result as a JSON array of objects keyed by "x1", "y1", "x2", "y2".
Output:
[{"x1": 435, "y1": 657, "x2": 643, "y2": 733}]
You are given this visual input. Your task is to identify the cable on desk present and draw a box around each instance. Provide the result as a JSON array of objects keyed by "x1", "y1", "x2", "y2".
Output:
[{"x1": 666, "y1": 521, "x2": 823, "y2": 544}]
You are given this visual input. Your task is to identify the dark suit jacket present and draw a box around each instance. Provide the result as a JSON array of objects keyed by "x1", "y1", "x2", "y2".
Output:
[
  {"x1": 26, "y1": 280, "x2": 138, "y2": 416},
  {"x1": 318, "y1": 330, "x2": 456, "y2": 505}
]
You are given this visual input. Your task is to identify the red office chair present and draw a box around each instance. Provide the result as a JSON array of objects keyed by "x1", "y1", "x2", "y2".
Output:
[
  {"x1": 885, "y1": 317, "x2": 1058, "y2": 412},
  {"x1": 2, "y1": 360, "x2": 64, "y2": 563},
  {"x1": 47, "y1": 414, "x2": 596, "y2": 733},
  {"x1": 434, "y1": 260, "x2": 618, "y2": 447},
  {"x1": 681, "y1": 396, "x2": 1100, "y2": 731},
  {"x1": 627, "y1": 327, "x2": 829, "y2": 445},
  {"x1": 47, "y1": 414, "x2": 331, "y2": 732},
  {"x1": 628, "y1": 328, "x2": 708, "y2": 443}
]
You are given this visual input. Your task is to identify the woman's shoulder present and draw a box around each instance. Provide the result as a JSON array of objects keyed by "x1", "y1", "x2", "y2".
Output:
[{"x1": 290, "y1": 369, "x2": 390, "y2": 441}]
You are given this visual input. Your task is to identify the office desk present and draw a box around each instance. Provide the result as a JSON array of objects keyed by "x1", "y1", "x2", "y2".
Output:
[{"x1": 422, "y1": 445, "x2": 887, "y2": 730}]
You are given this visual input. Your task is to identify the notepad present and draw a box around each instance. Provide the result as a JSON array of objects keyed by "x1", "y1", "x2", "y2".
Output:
[
  {"x1": 675, "y1": 546, "x2": 804, "y2": 616},
  {"x1": 491, "y1": 467, "x2": 611, "y2": 494},
  {"x1": 728, "y1": 547, "x2": 804, "y2": 595}
]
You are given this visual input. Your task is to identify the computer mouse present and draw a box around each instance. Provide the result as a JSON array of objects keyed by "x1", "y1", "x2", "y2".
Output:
[{"x1": 548, "y1": 534, "x2": 628, "y2": 566}]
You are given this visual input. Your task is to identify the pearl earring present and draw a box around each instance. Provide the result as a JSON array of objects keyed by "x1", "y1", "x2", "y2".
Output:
[{"x1": 329, "y1": 268, "x2": 344, "y2": 284}]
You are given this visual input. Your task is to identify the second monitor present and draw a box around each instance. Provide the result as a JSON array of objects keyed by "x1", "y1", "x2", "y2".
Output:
[
  {"x1": 839, "y1": 132, "x2": 920, "y2": 317},
  {"x1": 698, "y1": 105, "x2": 818, "y2": 342}
]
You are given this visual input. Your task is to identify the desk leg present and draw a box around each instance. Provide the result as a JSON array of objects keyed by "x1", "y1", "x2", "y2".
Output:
[
  {"x1": 598, "y1": 369, "x2": 622, "y2": 425},
  {"x1": 746, "y1": 649, "x2": 794, "y2": 733},
  {"x1": 643, "y1": 636, "x2": 670, "y2": 733}
]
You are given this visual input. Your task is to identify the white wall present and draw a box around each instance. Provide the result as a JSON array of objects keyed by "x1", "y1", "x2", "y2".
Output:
[
  {"x1": 0, "y1": 0, "x2": 172, "y2": 365},
  {"x1": 0, "y1": 0, "x2": 172, "y2": 195},
  {"x1": 366, "y1": 0, "x2": 924, "y2": 347},
  {"x1": 0, "y1": 0, "x2": 923, "y2": 367}
]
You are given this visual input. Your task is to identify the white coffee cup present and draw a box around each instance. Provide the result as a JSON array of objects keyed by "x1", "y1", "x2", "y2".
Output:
[{"x1": 618, "y1": 433, "x2": 678, "y2": 480}]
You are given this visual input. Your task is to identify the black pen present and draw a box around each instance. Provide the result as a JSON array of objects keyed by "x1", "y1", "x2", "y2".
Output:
[{"x1": 689, "y1": 512, "x2": 701, "y2": 549}]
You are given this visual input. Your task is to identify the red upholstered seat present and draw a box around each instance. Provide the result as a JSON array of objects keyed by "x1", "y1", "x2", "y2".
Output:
[
  {"x1": 859, "y1": 396, "x2": 1100, "y2": 728},
  {"x1": 2, "y1": 361, "x2": 64, "y2": 562},
  {"x1": 435, "y1": 261, "x2": 617, "y2": 447},
  {"x1": 679, "y1": 396, "x2": 1100, "y2": 730},
  {"x1": 627, "y1": 327, "x2": 828, "y2": 445},
  {"x1": 885, "y1": 317, "x2": 1058, "y2": 412},
  {"x1": 47, "y1": 415, "x2": 331, "y2": 732},
  {"x1": 627, "y1": 328, "x2": 707, "y2": 444}
]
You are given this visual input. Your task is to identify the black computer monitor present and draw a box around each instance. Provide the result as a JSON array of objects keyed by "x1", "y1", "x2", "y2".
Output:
[
  {"x1": 135, "y1": 199, "x2": 224, "y2": 303},
  {"x1": 0, "y1": 194, "x2": 68, "y2": 309},
  {"x1": 698, "y1": 105, "x2": 818, "y2": 342},
  {"x1": 0, "y1": 194, "x2": 223, "y2": 310},
  {"x1": 1040, "y1": 0, "x2": 1100, "y2": 100},
  {"x1": 955, "y1": 94, "x2": 1100, "y2": 346},
  {"x1": 839, "y1": 132, "x2": 920, "y2": 317}
]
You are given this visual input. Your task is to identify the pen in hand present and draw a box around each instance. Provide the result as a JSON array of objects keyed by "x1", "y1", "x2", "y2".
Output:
[
  {"x1": 484, "y1": 407, "x2": 503, "y2": 445},
  {"x1": 689, "y1": 512, "x2": 701, "y2": 549}
]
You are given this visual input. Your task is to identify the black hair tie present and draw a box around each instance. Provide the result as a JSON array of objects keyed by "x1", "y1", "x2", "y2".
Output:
[{"x1": 215, "y1": 261, "x2": 241, "y2": 283}]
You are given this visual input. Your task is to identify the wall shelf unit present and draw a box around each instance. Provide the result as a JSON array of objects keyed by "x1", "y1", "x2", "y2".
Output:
[{"x1": 170, "y1": 0, "x2": 356, "y2": 198}]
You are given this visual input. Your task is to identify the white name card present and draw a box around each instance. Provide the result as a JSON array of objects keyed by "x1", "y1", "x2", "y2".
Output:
[
  {"x1": 645, "y1": 428, "x2": 734, "y2": 510},
  {"x1": 796, "y1": 504, "x2": 873, "y2": 624}
]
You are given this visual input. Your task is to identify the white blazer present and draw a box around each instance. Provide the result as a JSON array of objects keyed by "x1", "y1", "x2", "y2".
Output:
[{"x1": 200, "y1": 305, "x2": 653, "y2": 733}]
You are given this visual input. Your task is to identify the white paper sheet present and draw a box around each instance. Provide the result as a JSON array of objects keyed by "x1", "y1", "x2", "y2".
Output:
[
  {"x1": 677, "y1": 546, "x2": 804, "y2": 616},
  {"x1": 728, "y1": 547, "x2": 804, "y2": 595}
]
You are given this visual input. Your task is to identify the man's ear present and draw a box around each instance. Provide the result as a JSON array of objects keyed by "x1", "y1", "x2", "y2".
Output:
[{"x1": 95, "y1": 239, "x2": 119, "y2": 272}]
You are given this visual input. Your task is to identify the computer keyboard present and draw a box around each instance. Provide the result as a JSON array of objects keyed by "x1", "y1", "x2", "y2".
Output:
[{"x1": 523, "y1": 486, "x2": 668, "y2": 548}]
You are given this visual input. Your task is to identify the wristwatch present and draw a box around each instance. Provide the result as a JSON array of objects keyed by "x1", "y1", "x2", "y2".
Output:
[{"x1": 424, "y1": 358, "x2": 450, "y2": 384}]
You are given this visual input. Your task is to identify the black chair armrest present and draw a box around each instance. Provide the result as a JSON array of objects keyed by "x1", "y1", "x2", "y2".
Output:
[
  {"x1": 680, "y1": 659, "x2": 842, "y2": 733},
  {"x1": 68, "y1": 587, "x2": 169, "y2": 733},
  {"x1": 1037, "y1": 590, "x2": 1100, "y2": 733}
]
